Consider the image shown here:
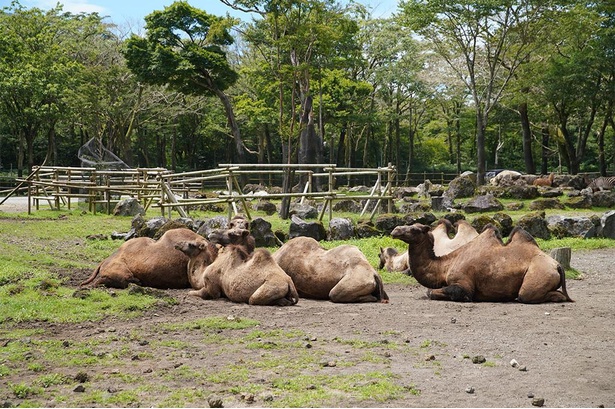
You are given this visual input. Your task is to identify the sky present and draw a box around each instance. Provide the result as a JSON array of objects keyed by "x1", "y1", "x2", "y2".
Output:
[{"x1": 5, "y1": 0, "x2": 399, "y2": 28}]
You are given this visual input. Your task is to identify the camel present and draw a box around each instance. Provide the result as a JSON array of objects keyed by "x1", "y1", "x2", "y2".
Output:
[
  {"x1": 81, "y1": 228, "x2": 215, "y2": 289},
  {"x1": 391, "y1": 223, "x2": 573, "y2": 303},
  {"x1": 273, "y1": 236, "x2": 389, "y2": 303},
  {"x1": 533, "y1": 173, "x2": 555, "y2": 187},
  {"x1": 379, "y1": 219, "x2": 479, "y2": 272},
  {"x1": 176, "y1": 228, "x2": 299, "y2": 306}
]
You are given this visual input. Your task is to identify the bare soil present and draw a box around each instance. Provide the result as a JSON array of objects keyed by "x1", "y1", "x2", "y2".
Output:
[{"x1": 1, "y1": 248, "x2": 614, "y2": 408}]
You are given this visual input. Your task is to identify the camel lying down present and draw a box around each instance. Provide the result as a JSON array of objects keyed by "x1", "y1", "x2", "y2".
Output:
[
  {"x1": 273, "y1": 236, "x2": 389, "y2": 303},
  {"x1": 81, "y1": 228, "x2": 212, "y2": 289},
  {"x1": 379, "y1": 219, "x2": 479, "y2": 273},
  {"x1": 391, "y1": 223, "x2": 573, "y2": 303},
  {"x1": 176, "y1": 228, "x2": 298, "y2": 306}
]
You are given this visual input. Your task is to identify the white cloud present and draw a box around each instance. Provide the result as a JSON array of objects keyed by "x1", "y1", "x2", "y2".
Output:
[{"x1": 23, "y1": 0, "x2": 108, "y2": 15}]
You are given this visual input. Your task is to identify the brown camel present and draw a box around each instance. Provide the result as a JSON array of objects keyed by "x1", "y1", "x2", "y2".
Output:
[
  {"x1": 391, "y1": 223, "x2": 573, "y2": 303},
  {"x1": 533, "y1": 173, "x2": 555, "y2": 187},
  {"x1": 81, "y1": 228, "x2": 215, "y2": 289},
  {"x1": 176, "y1": 228, "x2": 298, "y2": 306},
  {"x1": 379, "y1": 219, "x2": 478, "y2": 272},
  {"x1": 273, "y1": 236, "x2": 389, "y2": 303}
]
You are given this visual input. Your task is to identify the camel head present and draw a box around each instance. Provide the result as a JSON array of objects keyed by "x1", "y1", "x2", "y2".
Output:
[
  {"x1": 229, "y1": 215, "x2": 250, "y2": 230},
  {"x1": 208, "y1": 227, "x2": 250, "y2": 246},
  {"x1": 378, "y1": 247, "x2": 399, "y2": 269},
  {"x1": 175, "y1": 237, "x2": 218, "y2": 262},
  {"x1": 391, "y1": 224, "x2": 432, "y2": 245}
]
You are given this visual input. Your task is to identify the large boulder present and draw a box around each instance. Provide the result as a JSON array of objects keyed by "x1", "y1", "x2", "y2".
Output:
[
  {"x1": 328, "y1": 218, "x2": 355, "y2": 240},
  {"x1": 599, "y1": 210, "x2": 615, "y2": 239},
  {"x1": 403, "y1": 212, "x2": 437, "y2": 226},
  {"x1": 516, "y1": 211, "x2": 550, "y2": 240},
  {"x1": 592, "y1": 191, "x2": 615, "y2": 208},
  {"x1": 446, "y1": 174, "x2": 476, "y2": 199},
  {"x1": 153, "y1": 219, "x2": 194, "y2": 240},
  {"x1": 113, "y1": 198, "x2": 145, "y2": 217},
  {"x1": 492, "y1": 212, "x2": 514, "y2": 237},
  {"x1": 375, "y1": 214, "x2": 403, "y2": 235},
  {"x1": 505, "y1": 185, "x2": 539, "y2": 200},
  {"x1": 355, "y1": 221, "x2": 382, "y2": 238},
  {"x1": 462, "y1": 194, "x2": 504, "y2": 213},
  {"x1": 289, "y1": 215, "x2": 327, "y2": 241},
  {"x1": 196, "y1": 216, "x2": 228, "y2": 237},
  {"x1": 254, "y1": 200, "x2": 277, "y2": 215},
  {"x1": 528, "y1": 198, "x2": 565, "y2": 211},
  {"x1": 289, "y1": 203, "x2": 319, "y2": 219},
  {"x1": 250, "y1": 217, "x2": 280, "y2": 247},
  {"x1": 547, "y1": 215, "x2": 596, "y2": 239},
  {"x1": 135, "y1": 216, "x2": 169, "y2": 238},
  {"x1": 332, "y1": 199, "x2": 362, "y2": 213},
  {"x1": 470, "y1": 215, "x2": 501, "y2": 235},
  {"x1": 565, "y1": 195, "x2": 592, "y2": 209}
]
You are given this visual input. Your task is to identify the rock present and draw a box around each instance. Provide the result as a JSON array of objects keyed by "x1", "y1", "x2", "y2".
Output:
[
  {"x1": 531, "y1": 397, "x2": 545, "y2": 407},
  {"x1": 136, "y1": 216, "x2": 169, "y2": 238},
  {"x1": 393, "y1": 186, "x2": 419, "y2": 199},
  {"x1": 539, "y1": 188, "x2": 563, "y2": 198},
  {"x1": 249, "y1": 217, "x2": 279, "y2": 247},
  {"x1": 375, "y1": 214, "x2": 403, "y2": 235},
  {"x1": 196, "y1": 216, "x2": 228, "y2": 237},
  {"x1": 505, "y1": 184, "x2": 539, "y2": 200},
  {"x1": 529, "y1": 198, "x2": 565, "y2": 211},
  {"x1": 492, "y1": 213, "x2": 514, "y2": 237},
  {"x1": 465, "y1": 386, "x2": 475, "y2": 394},
  {"x1": 208, "y1": 397, "x2": 224, "y2": 408},
  {"x1": 446, "y1": 174, "x2": 476, "y2": 199},
  {"x1": 510, "y1": 359, "x2": 519, "y2": 368},
  {"x1": 505, "y1": 202, "x2": 524, "y2": 211},
  {"x1": 442, "y1": 213, "x2": 466, "y2": 225},
  {"x1": 289, "y1": 203, "x2": 318, "y2": 219},
  {"x1": 113, "y1": 198, "x2": 145, "y2": 217},
  {"x1": 355, "y1": 221, "x2": 381, "y2": 238},
  {"x1": 403, "y1": 212, "x2": 437, "y2": 226},
  {"x1": 470, "y1": 215, "x2": 500, "y2": 234},
  {"x1": 472, "y1": 355, "x2": 486, "y2": 364},
  {"x1": 254, "y1": 200, "x2": 277, "y2": 215},
  {"x1": 74, "y1": 372, "x2": 89, "y2": 383},
  {"x1": 463, "y1": 194, "x2": 504, "y2": 213},
  {"x1": 599, "y1": 210, "x2": 615, "y2": 239},
  {"x1": 289, "y1": 215, "x2": 327, "y2": 241},
  {"x1": 547, "y1": 215, "x2": 596, "y2": 238},
  {"x1": 73, "y1": 385, "x2": 86, "y2": 393},
  {"x1": 153, "y1": 219, "x2": 194, "y2": 240},
  {"x1": 332, "y1": 199, "x2": 362, "y2": 213},
  {"x1": 516, "y1": 211, "x2": 551, "y2": 240},
  {"x1": 565, "y1": 194, "x2": 592, "y2": 209},
  {"x1": 592, "y1": 191, "x2": 615, "y2": 208},
  {"x1": 328, "y1": 218, "x2": 355, "y2": 240},
  {"x1": 399, "y1": 201, "x2": 430, "y2": 213}
]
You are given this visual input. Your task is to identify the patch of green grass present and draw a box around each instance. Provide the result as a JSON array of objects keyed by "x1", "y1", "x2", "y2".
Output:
[
  {"x1": 159, "y1": 316, "x2": 260, "y2": 332},
  {"x1": 0, "y1": 364, "x2": 10, "y2": 377},
  {"x1": 37, "y1": 372, "x2": 71, "y2": 388},
  {"x1": 159, "y1": 387, "x2": 210, "y2": 407},
  {"x1": 10, "y1": 382, "x2": 43, "y2": 399},
  {"x1": 483, "y1": 361, "x2": 497, "y2": 367},
  {"x1": 271, "y1": 371, "x2": 406, "y2": 407},
  {"x1": 79, "y1": 388, "x2": 142, "y2": 406},
  {"x1": 334, "y1": 337, "x2": 397, "y2": 350}
]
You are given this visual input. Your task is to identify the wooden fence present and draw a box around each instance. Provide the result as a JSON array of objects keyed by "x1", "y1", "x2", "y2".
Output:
[{"x1": 7, "y1": 164, "x2": 398, "y2": 221}]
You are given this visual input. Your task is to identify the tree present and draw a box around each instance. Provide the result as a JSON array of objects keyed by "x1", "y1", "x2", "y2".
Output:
[
  {"x1": 122, "y1": 1, "x2": 247, "y2": 164},
  {"x1": 399, "y1": 0, "x2": 553, "y2": 184}
]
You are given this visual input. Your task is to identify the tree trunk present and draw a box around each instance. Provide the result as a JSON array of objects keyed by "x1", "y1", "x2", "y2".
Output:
[
  {"x1": 476, "y1": 113, "x2": 487, "y2": 185},
  {"x1": 550, "y1": 247, "x2": 571, "y2": 270},
  {"x1": 213, "y1": 88, "x2": 246, "y2": 165},
  {"x1": 519, "y1": 102, "x2": 535, "y2": 174},
  {"x1": 541, "y1": 126, "x2": 550, "y2": 175}
]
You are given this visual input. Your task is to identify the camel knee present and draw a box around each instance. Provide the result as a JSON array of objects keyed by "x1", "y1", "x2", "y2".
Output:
[{"x1": 428, "y1": 285, "x2": 472, "y2": 302}]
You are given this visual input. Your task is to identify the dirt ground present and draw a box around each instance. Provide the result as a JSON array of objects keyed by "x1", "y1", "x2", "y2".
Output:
[
  {"x1": 1, "y1": 248, "x2": 612, "y2": 408},
  {"x1": 1, "y1": 198, "x2": 614, "y2": 407}
]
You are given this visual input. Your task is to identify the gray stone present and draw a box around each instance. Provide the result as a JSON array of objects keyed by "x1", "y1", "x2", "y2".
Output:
[
  {"x1": 289, "y1": 203, "x2": 319, "y2": 219},
  {"x1": 599, "y1": 210, "x2": 615, "y2": 239},
  {"x1": 355, "y1": 221, "x2": 381, "y2": 238},
  {"x1": 492, "y1": 212, "x2": 514, "y2": 237},
  {"x1": 113, "y1": 198, "x2": 145, "y2": 217},
  {"x1": 254, "y1": 200, "x2": 277, "y2": 215},
  {"x1": 505, "y1": 185, "x2": 539, "y2": 200},
  {"x1": 565, "y1": 195, "x2": 592, "y2": 209},
  {"x1": 332, "y1": 199, "x2": 362, "y2": 213},
  {"x1": 592, "y1": 191, "x2": 615, "y2": 208},
  {"x1": 196, "y1": 216, "x2": 228, "y2": 237},
  {"x1": 462, "y1": 194, "x2": 504, "y2": 213},
  {"x1": 403, "y1": 212, "x2": 437, "y2": 226},
  {"x1": 547, "y1": 215, "x2": 596, "y2": 238},
  {"x1": 517, "y1": 212, "x2": 550, "y2": 240},
  {"x1": 328, "y1": 218, "x2": 355, "y2": 240},
  {"x1": 375, "y1": 214, "x2": 403, "y2": 235},
  {"x1": 529, "y1": 198, "x2": 565, "y2": 211},
  {"x1": 446, "y1": 174, "x2": 476, "y2": 199},
  {"x1": 289, "y1": 215, "x2": 327, "y2": 241},
  {"x1": 250, "y1": 217, "x2": 280, "y2": 247}
]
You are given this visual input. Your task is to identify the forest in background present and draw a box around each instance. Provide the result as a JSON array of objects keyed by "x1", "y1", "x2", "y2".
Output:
[{"x1": 1, "y1": 0, "x2": 614, "y2": 184}]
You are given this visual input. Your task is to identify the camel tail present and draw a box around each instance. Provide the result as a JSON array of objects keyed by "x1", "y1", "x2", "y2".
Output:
[
  {"x1": 373, "y1": 273, "x2": 390, "y2": 303},
  {"x1": 80, "y1": 263, "x2": 102, "y2": 287},
  {"x1": 287, "y1": 282, "x2": 300, "y2": 305},
  {"x1": 558, "y1": 264, "x2": 574, "y2": 302}
]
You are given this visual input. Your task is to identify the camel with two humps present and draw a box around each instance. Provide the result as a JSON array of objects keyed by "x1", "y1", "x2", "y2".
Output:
[
  {"x1": 379, "y1": 219, "x2": 479, "y2": 273},
  {"x1": 273, "y1": 236, "x2": 389, "y2": 303},
  {"x1": 176, "y1": 228, "x2": 299, "y2": 306},
  {"x1": 390, "y1": 223, "x2": 573, "y2": 303},
  {"x1": 81, "y1": 228, "x2": 215, "y2": 289}
]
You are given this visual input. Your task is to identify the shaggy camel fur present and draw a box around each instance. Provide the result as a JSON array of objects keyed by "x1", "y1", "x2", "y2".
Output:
[
  {"x1": 533, "y1": 173, "x2": 555, "y2": 187},
  {"x1": 379, "y1": 219, "x2": 479, "y2": 272},
  {"x1": 81, "y1": 228, "x2": 214, "y2": 289},
  {"x1": 391, "y1": 223, "x2": 573, "y2": 303},
  {"x1": 177, "y1": 228, "x2": 299, "y2": 306},
  {"x1": 274, "y1": 236, "x2": 389, "y2": 303}
]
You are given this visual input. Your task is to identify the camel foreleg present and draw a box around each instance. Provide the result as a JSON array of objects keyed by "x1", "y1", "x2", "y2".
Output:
[{"x1": 427, "y1": 285, "x2": 472, "y2": 302}]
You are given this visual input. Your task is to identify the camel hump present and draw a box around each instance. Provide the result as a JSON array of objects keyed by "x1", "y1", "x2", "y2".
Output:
[
  {"x1": 438, "y1": 218, "x2": 454, "y2": 233},
  {"x1": 252, "y1": 248, "x2": 273, "y2": 262},
  {"x1": 507, "y1": 226, "x2": 538, "y2": 246}
]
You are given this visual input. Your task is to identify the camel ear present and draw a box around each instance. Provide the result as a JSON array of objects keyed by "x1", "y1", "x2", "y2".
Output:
[{"x1": 421, "y1": 224, "x2": 431, "y2": 233}]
